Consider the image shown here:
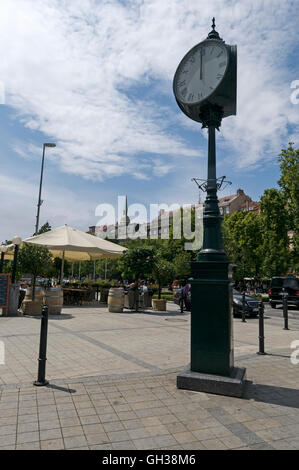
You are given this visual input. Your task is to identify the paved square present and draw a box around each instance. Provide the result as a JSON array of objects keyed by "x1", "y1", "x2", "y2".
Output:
[{"x1": 0, "y1": 303, "x2": 299, "y2": 449}]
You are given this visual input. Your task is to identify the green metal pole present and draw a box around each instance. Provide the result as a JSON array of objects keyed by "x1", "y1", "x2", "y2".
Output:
[
  {"x1": 190, "y1": 104, "x2": 234, "y2": 377},
  {"x1": 198, "y1": 106, "x2": 227, "y2": 262}
]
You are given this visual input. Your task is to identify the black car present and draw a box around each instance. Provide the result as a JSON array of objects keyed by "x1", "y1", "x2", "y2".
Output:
[
  {"x1": 174, "y1": 286, "x2": 263, "y2": 316},
  {"x1": 269, "y1": 276, "x2": 299, "y2": 309},
  {"x1": 232, "y1": 289, "x2": 264, "y2": 317}
]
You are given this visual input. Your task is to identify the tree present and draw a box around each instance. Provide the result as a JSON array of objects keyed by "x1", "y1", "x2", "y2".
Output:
[
  {"x1": 119, "y1": 248, "x2": 154, "y2": 282},
  {"x1": 172, "y1": 251, "x2": 192, "y2": 280},
  {"x1": 259, "y1": 188, "x2": 290, "y2": 277},
  {"x1": 18, "y1": 243, "x2": 53, "y2": 300},
  {"x1": 37, "y1": 222, "x2": 52, "y2": 235},
  {"x1": 260, "y1": 237, "x2": 290, "y2": 278},
  {"x1": 152, "y1": 257, "x2": 173, "y2": 299},
  {"x1": 222, "y1": 211, "x2": 263, "y2": 280},
  {"x1": 96, "y1": 259, "x2": 122, "y2": 280},
  {"x1": 278, "y1": 143, "x2": 299, "y2": 272},
  {"x1": 119, "y1": 248, "x2": 155, "y2": 311}
]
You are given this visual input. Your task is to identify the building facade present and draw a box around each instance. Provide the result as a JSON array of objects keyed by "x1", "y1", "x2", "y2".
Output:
[{"x1": 88, "y1": 189, "x2": 259, "y2": 241}]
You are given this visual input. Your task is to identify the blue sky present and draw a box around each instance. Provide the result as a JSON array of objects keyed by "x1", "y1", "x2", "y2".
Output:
[{"x1": 0, "y1": 0, "x2": 298, "y2": 242}]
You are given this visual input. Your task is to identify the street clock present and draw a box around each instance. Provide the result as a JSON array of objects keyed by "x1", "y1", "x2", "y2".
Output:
[{"x1": 173, "y1": 19, "x2": 237, "y2": 124}]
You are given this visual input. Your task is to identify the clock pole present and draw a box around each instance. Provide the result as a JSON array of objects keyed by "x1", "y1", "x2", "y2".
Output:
[
  {"x1": 176, "y1": 20, "x2": 246, "y2": 398},
  {"x1": 198, "y1": 104, "x2": 226, "y2": 261}
]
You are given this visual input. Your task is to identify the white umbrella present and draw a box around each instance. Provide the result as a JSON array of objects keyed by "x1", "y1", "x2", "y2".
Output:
[{"x1": 23, "y1": 225, "x2": 127, "y2": 283}]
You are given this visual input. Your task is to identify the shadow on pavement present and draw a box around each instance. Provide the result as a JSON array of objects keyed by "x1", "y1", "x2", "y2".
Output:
[
  {"x1": 62, "y1": 303, "x2": 107, "y2": 309},
  {"x1": 121, "y1": 309, "x2": 189, "y2": 317},
  {"x1": 30, "y1": 314, "x2": 75, "y2": 321},
  {"x1": 46, "y1": 383, "x2": 76, "y2": 394},
  {"x1": 245, "y1": 382, "x2": 299, "y2": 409}
]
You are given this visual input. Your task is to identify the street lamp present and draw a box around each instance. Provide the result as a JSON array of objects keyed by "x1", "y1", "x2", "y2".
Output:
[
  {"x1": 34, "y1": 143, "x2": 56, "y2": 235},
  {"x1": 11, "y1": 236, "x2": 22, "y2": 284}
]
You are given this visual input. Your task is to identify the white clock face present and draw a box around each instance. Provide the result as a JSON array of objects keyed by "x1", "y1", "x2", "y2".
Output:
[{"x1": 174, "y1": 41, "x2": 228, "y2": 104}]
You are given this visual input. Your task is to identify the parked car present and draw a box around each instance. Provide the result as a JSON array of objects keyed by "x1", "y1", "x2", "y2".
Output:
[
  {"x1": 174, "y1": 286, "x2": 262, "y2": 317},
  {"x1": 269, "y1": 276, "x2": 299, "y2": 309},
  {"x1": 232, "y1": 289, "x2": 264, "y2": 317}
]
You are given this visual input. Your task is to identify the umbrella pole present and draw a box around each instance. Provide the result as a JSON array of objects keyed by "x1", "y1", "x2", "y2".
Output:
[{"x1": 60, "y1": 251, "x2": 65, "y2": 285}]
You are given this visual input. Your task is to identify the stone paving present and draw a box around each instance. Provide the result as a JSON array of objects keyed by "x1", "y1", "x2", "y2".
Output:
[{"x1": 0, "y1": 303, "x2": 299, "y2": 450}]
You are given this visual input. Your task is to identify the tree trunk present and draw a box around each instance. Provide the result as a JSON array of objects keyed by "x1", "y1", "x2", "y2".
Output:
[
  {"x1": 32, "y1": 275, "x2": 36, "y2": 301},
  {"x1": 158, "y1": 282, "x2": 161, "y2": 300},
  {"x1": 135, "y1": 278, "x2": 139, "y2": 312}
]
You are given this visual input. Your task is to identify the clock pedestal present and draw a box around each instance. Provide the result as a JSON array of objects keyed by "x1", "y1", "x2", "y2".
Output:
[{"x1": 177, "y1": 105, "x2": 246, "y2": 397}]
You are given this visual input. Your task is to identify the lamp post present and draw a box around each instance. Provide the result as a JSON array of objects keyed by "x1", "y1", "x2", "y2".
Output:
[
  {"x1": 11, "y1": 236, "x2": 22, "y2": 284},
  {"x1": 35, "y1": 143, "x2": 56, "y2": 235}
]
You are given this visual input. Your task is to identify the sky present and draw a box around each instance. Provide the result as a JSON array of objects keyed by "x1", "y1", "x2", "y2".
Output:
[{"x1": 0, "y1": 0, "x2": 298, "y2": 242}]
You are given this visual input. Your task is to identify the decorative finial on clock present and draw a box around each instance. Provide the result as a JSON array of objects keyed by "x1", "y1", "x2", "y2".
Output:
[{"x1": 207, "y1": 17, "x2": 223, "y2": 41}]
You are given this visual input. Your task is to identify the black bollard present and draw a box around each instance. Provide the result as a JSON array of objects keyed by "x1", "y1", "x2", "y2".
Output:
[
  {"x1": 34, "y1": 305, "x2": 49, "y2": 387},
  {"x1": 242, "y1": 290, "x2": 247, "y2": 323},
  {"x1": 283, "y1": 289, "x2": 289, "y2": 330},
  {"x1": 257, "y1": 302, "x2": 266, "y2": 355}
]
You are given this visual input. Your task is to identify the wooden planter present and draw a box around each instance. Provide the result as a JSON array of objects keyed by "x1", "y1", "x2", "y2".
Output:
[
  {"x1": 152, "y1": 298, "x2": 167, "y2": 312},
  {"x1": 44, "y1": 287, "x2": 63, "y2": 314},
  {"x1": 21, "y1": 299, "x2": 43, "y2": 316},
  {"x1": 108, "y1": 288, "x2": 124, "y2": 313}
]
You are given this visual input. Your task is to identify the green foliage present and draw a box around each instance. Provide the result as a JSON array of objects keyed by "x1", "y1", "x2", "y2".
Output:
[
  {"x1": 152, "y1": 257, "x2": 174, "y2": 298},
  {"x1": 278, "y1": 143, "x2": 299, "y2": 272},
  {"x1": 172, "y1": 251, "x2": 192, "y2": 279},
  {"x1": 259, "y1": 188, "x2": 290, "y2": 277},
  {"x1": 223, "y1": 211, "x2": 263, "y2": 279},
  {"x1": 260, "y1": 237, "x2": 290, "y2": 277},
  {"x1": 259, "y1": 189, "x2": 289, "y2": 239},
  {"x1": 96, "y1": 258, "x2": 122, "y2": 280},
  {"x1": 18, "y1": 243, "x2": 53, "y2": 299},
  {"x1": 152, "y1": 293, "x2": 174, "y2": 300},
  {"x1": 52, "y1": 257, "x2": 71, "y2": 278},
  {"x1": 222, "y1": 144, "x2": 299, "y2": 279},
  {"x1": 37, "y1": 222, "x2": 52, "y2": 235},
  {"x1": 2, "y1": 260, "x2": 23, "y2": 280},
  {"x1": 119, "y1": 248, "x2": 155, "y2": 281},
  {"x1": 18, "y1": 243, "x2": 53, "y2": 278}
]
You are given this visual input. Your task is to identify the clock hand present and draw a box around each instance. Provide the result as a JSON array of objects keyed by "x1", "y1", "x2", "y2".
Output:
[{"x1": 200, "y1": 48, "x2": 203, "y2": 80}]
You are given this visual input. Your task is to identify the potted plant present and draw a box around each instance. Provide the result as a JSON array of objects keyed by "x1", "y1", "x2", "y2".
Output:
[
  {"x1": 18, "y1": 243, "x2": 53, "y2": 315},
  {"x1": 152, "y1": 257, "x2": 173, "y2": 312},
  {"x1": 119, "y1": 248, "x2": 154, "y2": 312}
]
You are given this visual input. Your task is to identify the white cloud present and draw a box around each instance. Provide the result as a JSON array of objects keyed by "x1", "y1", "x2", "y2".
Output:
[
  {"x1": 0, "y1": 0, "x2": 297, "y2": 184},
  {"x1": 0, "y1": 171, "x2": 95, "y2": 242}
]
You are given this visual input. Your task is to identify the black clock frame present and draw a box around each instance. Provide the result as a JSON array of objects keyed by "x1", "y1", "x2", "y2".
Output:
[{"x1": 173, "y1": 39, "x2": 237, "y2": 124}]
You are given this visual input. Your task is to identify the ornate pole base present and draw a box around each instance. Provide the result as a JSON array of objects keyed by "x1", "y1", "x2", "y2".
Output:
[
  {"x1": 190, "y1": 259, "x2": 233, "y2": 376},
  {"x1": 177, "y1": 259, "x2": 247, "y2": 398}
]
